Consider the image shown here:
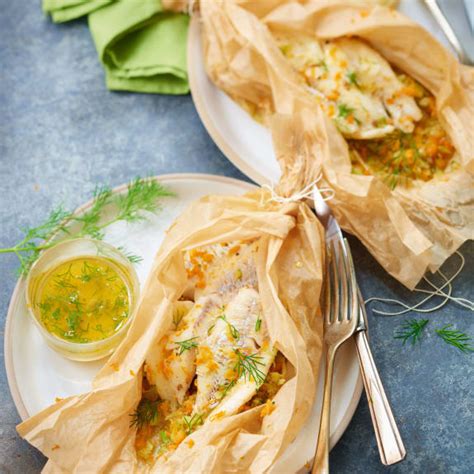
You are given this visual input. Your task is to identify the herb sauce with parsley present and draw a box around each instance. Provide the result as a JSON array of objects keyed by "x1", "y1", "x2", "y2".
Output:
[{"x1": 34, "y1": 257, "x2": 130, "y2": 343}]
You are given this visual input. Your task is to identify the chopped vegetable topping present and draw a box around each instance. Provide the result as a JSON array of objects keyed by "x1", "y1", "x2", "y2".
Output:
[
  {"x1": 134, "y1": 353, "x2": 287, "y2": 464},
  {"x1": 277, "y1": 35, "x2": 456, "y2": 188},
  {"x1": 134, "y1": 239, "x2": 284, "y2": 465},
  {"x1": 349, "y1": 74, "x2": 456, "y2": 187}
]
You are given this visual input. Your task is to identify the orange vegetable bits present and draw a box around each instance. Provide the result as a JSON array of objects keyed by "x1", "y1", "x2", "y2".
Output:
[{"x1": 348, "y1": 73, "x2": 456, "y2": 188}]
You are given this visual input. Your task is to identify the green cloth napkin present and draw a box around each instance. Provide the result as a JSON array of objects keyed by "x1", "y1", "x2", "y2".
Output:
[
  {"x1": 43, "y1": 0, "x2": 113, "y2": 23},
  {"x1": 89, "y1": 0, "x2": 189, "y2": 94},
  {"x1": 43, "y1": 0, "x2": 189, "y2": 94}
]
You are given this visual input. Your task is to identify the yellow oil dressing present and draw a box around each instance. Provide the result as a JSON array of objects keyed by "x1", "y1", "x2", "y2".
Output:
[{"x1": 33, "y1": 256, "x2": 130, "y2": 343}]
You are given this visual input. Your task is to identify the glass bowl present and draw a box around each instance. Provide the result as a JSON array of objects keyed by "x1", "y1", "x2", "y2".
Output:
[{"x1": 25, "y1": 238, "x2": 140, "y2": 361}]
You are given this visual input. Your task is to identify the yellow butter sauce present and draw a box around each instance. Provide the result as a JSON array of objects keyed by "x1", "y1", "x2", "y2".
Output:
[{"x1": 33, "y1": 256, "x2": 130, "y2": 343}]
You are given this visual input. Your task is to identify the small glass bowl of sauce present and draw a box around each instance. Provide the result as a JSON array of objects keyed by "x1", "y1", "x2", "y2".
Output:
[{"x1": 26, "y1": 238, "x2": 140, "y2": 361}]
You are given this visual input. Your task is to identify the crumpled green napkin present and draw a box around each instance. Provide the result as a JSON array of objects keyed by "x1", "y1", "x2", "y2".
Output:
[
  {"x1": 43, "y1": 0, "x2": 189, "y2": 94},
  {"x1": 43, "y1": 0, "x2": 113, "y2": 23}
]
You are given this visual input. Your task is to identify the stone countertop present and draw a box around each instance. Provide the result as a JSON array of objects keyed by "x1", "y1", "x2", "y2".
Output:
[{"x1": 0, "y1": 1, "x2": 473, "y2": 473}]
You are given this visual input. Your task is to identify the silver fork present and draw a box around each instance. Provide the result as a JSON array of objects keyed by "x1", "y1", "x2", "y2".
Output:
[
  {"x1": 312, "y1": 185, "x2": 406, "y2": 469},
  {"x1": 311, "y1": 238, "x2": 359, "y2": 474}
]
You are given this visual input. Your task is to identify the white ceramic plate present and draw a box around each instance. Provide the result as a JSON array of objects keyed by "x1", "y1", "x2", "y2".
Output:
[
  {"x1": 4, "y1": 173, "x2": 362, "y2": 470},
  {"x1": 188, "y1": 1, "x2": 455, "y2": 186}
]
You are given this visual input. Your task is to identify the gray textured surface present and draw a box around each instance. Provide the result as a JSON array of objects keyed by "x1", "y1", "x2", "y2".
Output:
[{"x1": 0, "y1": 1, "x2": 473, "y2": 473}]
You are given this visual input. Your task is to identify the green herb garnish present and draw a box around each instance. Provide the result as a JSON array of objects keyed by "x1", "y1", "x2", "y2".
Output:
[
  {"x1": 220, "y1": 379, "x2": 237, "y2": 400},
  {"x1": 0, "y1": 177, "x2": 173, "y2": 275},
  {"x1": 338, "y1": 103, "x2": 354, "y2": 118},
  {"x1": 0, "y1": 207, "x2": 72, "y2": 275},
  {"x1": 207, "y1": 323, "x2": 215, "y2": 336},
  {"x1": 66, "y1": 310, "x2": 81, "y2": 334},
  {"x1": 318, "y1": 60, "x2": 329, "y2": 72},
  {"x1": 183, "y1": 413, "x2": 203, "y2": 434},
  {"x1": 130, "y1": 399, "x2": 159, "y2": 429},
  {"x1": 435, "y1": 325, "x2": 474, "y2": 353},
  {"x1": 175, "y1": 337, "x2": 199, "y2": 355},
  {"x1": 255, "y1": 315, "x2": 262, "y2": 332},
  {"x1": 374, "y1": 117, "x2": 388, "y2": 128},
  {"x1": 219, "y1": 314, "x2": 240, "y2": 340},
  {"x1": 160, "y1": 430, "x2": 171, "y2": 445},
  {"x1": 394, "y1": 318, "x2": 429, "y2": 345},
  {"x1": 116, "y1": 246, "x2": 143, "y2": 264},
  {"x1": 234, "y1": 349, "x2": 266, "y2": 386},
  {"x1": 347, "y1": 71, "x2": 358, "y2": 87}
]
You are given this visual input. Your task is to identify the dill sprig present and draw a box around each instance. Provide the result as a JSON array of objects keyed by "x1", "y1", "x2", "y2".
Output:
[
  {"x1": 130, "y1": 399, "x2": 160, "y2": 429},
  {"x1": 75, "y1": 186, "x2": 113, "y2": 239},
  {"x1": 218, "y1": 314, "x2": 240, "y2": 340},
  {"x1": 183, "y1": 413, "x2": 203, "y2": 434},
  {"x1": 116, "y1": 246, "x2": 143, "y2": 264},
  {"x1": 234, "y1": 349, "x2": 266, "y2": 386},
  {"x1": 115, "y1": 178, "x2": 173, "y2": 222},
  {"x1": 75, "y1": 178, "x2": 174, "y2": 238},
  {"x1": 0, "y1": 178, "x2": 174, "y2": 275},
  {"x1": 220, "y1": 379, "x2": 237, "y2": 400},
  {"x1": 0, "y1": 206, "x2": 72, "y2": 275},
  {"x1": 394, "y1": 319, "x2": 429, "y2": 345},
  {"x1": 436, "y1": 325, "x2": 474, "y2": 353},
  {"x1": 174, "y1": 337, "x2": 199, "y2": 355}
]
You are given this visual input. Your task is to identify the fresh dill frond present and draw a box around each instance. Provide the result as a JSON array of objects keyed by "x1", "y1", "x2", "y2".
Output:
[
  {"x1": 234, "y1": 349, "x2": 266, "y2": 386},
  {"x1": 183, "y1": 413, "x2": 203, "y2": 434},
  {"x1": 3, "y1": 206, "x2": 72, "y2": 275},
  {"x1": 394, "y1": 319, "x2": 429, "y2": 345},
  {"x1": 116, "y1": 246, "x2": 143, "y2": 264},
  {"x1": 220, "y1": 379, "x2": 237, "y2": 400},
  {"x1": 74, "y1": 185, "x2": 113, "y2": 239},
  {"x1": 126, "y1": 253, "x2": 143, "y2": 264},
  {"x1": 174, "y1": 337, "x2": 199, "y2": 355},
  {"x1": 24, "y1": 206, "x2": 72, "y2": 241},
  {"x1": 0, "y1": 177, "x2": 173, "y2": 275},
  {"x1": 115, "y1": 178, "x2": 175, "y2": 223},
  {"x1": 218, "y1": 314, "x2": 240, "y2": 340},
  {"x1": 130, "y1": 399, "x2": 160, "y2": 429},
  {"x1": 435, "y1": 325, "x2": 474, "y2": 353}
]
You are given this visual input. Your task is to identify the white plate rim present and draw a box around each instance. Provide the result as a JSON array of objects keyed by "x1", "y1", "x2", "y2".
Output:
[
  {"x1": 4, "y1": 172, "x2": 363, "y2": 456},
  {"x1": 188, "y1": 18, "x2": 271, "y2": 186}
]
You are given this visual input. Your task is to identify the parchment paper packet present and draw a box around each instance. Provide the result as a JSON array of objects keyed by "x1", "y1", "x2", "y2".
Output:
[
  {"x1": 198, "y1": 0, "x2": 474, "y2": 289},
  {"x1": 17, "y1": 189, "x2": 325, "y2": 473}
]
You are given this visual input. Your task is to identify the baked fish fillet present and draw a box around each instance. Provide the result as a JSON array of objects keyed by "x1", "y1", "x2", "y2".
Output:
[
  {"x1": 194, "y1": 288, "x2": 275, "y2": 417},
  {"x1": 144, "y1": 296, "x2": 221, "y2": 405},
  {"x1": 276, "y1": 35, "x2": 422, "y2": 139}
]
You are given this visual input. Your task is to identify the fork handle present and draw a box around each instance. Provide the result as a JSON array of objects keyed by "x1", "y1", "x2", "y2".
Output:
[
  {"x1": 355, "y1": 330, "x2": 406, "y2": 465},
  {"x1": 311, "y1": 346, "x2": 336, "y2": 474}
]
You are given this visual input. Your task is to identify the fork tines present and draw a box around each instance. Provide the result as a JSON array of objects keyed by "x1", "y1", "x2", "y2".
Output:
[{"x1": 325, "y1": 238, "x2": 358, "y2": 325}]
